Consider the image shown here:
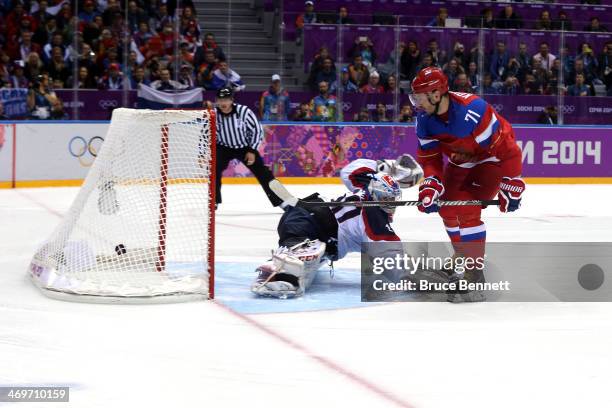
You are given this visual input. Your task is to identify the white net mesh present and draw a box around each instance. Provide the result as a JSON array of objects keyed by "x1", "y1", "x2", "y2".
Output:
[{"x1": 29, "y1": 108, "x2": 215, "y2": 302}]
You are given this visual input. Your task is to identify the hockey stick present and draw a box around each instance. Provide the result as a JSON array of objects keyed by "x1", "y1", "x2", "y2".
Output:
[{"x1": 302, "y1": 199, "x2": 500, "y2": 208}]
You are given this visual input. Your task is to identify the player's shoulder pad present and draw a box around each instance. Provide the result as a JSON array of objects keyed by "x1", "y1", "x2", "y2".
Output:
[{"x1": 362, "y1": 206, "x2": 400, "y2": 241}]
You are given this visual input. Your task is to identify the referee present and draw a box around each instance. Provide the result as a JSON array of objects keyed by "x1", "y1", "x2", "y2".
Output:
[{"x1": 212, "y1": 87, "x2": 295, "y2": 208}]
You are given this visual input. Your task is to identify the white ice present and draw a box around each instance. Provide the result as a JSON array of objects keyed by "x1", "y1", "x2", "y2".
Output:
[{"x1": 1, "y1": 183, "x2": 612, "y2": 408}]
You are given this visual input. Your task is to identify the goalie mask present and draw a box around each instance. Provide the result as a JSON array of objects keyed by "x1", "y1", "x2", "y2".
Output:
[{"x1": 368, "y1": 173, "x2": 402, "y2": 214}]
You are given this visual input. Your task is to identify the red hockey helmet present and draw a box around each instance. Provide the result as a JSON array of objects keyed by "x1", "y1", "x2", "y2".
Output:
[{"x1": 411, "y1": 67, "x2": 449, "y2": 95}]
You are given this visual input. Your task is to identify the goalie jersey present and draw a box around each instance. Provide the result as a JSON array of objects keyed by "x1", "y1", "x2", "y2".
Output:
[{"x1": 330, "y1": 190, "x2": 401, "y2": 260}]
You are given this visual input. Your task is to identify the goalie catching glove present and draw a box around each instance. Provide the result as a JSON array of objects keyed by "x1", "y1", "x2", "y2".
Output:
[
  {"x1": 498, "y1": 177, "x2": 525, "y2": 213},
  {"x1": 377, "y1": 154, "x2": 424, "y2": 189}
]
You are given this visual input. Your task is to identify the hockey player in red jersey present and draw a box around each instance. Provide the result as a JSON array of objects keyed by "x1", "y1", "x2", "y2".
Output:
[{"x1": 409, "y1": 67, "x2": 525, "y2": 301}]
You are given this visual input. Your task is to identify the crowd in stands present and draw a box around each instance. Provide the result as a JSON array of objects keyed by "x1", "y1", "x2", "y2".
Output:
[
  {"x1": 0, "y1": 0, "x2": 246, "y2": 119},
  {"x1": 303, "y1": 34, "x2": 612, "y2": 105}
]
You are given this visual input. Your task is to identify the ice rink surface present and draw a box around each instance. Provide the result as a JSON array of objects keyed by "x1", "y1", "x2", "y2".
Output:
[{"x1": 1, "y1": 183, "x2": 612, "y2": 408}]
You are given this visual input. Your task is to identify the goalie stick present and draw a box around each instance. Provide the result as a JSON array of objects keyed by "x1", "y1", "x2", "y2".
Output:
[{"x1": 302, "y1": 199, "x2": 500, "y2": 208}]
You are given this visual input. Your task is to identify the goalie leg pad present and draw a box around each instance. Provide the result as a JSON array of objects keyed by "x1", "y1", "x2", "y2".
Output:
[{"x1": 251, "y1": 239, "x2": 327, "y2": 298}]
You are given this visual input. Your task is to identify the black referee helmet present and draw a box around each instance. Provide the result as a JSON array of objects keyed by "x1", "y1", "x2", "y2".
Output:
[{"x1": 216, "y1": 87, "x2": 234, "y2": 100}]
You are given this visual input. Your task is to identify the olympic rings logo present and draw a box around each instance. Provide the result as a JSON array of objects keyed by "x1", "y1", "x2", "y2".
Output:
[
  {"x1": 69, "y1": 136, "x2": 104, "y2": 167},
  {"x1": 562, "y1": 105, "x2": 576, "y2": 114},
  {"x1": 98, "y1": 99, "x2": 119, "y2": 109},
  {"x1": 492, "y1": 104, "x2": 504, "y2": 112}
]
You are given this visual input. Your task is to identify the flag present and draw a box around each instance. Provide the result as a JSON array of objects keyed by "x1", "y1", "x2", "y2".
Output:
[{"x1": 136, "y1": 84, "x2": 203, "y2": 110}]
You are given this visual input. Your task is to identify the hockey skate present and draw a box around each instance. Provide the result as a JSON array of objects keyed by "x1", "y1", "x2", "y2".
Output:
[{"x1": 446, "y1": 268, "x2": 487, "y2": 303}]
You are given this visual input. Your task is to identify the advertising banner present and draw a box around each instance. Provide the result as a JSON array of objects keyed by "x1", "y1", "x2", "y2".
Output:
[
  {"x1": 0, "y1": 89, "x2": 28, "y2": 118},
  {"x1": 1, "y1": 122, "x2": 610, "y2": 185},
  {"x1": 14, "y1": 123, "x2": 109, "y2": 182}
]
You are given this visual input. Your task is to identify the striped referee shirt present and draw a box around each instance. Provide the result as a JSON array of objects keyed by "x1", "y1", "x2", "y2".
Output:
[{"x1": 215, "y1": 103, "x2": 264, "y2": 150}]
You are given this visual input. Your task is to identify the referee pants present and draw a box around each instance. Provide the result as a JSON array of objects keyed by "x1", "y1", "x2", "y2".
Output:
[{"x1": 215, "y1": 144, "x2": 283, "y2": 207}]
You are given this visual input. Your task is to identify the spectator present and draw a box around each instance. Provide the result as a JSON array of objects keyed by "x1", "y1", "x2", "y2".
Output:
[
  {"x1": 129, "y1": 66, "x2": 149, "y2": 89},
  {"x1": 584, "y1": 17, "x2": 608, "y2": 32},
  {"x1": 397, "y1": 104, "x2": 414, "y2": 123},
  {"x1": 314, "y1": 57, "x2": 337, "y2": 90},
  {"x1": 78, "y1": 0, "x2": 100, "y2": 24},
  {"x1": 598, "y1": 42, "x2": 612, "y2": 95},
  {"x1": 443, "y1": 58, "x2": 464, "y2": 87},
  {"x1": 150, "y1": 2, "x2": 174, "y2": 33},
  {"x1": 568, "y1": 59, "x2": 594, "y2": 86},
  {"x1": 196, "y1": 49, "x2": 218, "y2": 89},
  {"x1": 127, "y1": 1, "x2": 148, "y2": 33},
  {"x1": 482, "y1": 73, "x2": 498, "y2": 94},
  {"x1": 535, "y1": 10, "x2": 553, "y2": 30},
  {"x1": 489, "y1": 41, "x2": 510, "y2": 83},
  {"x1": 372, "y1": 103, "x2": 390, "y2": 122},
  {"x1": 496, "y1": 5, "x2": 522, "y2": 29},
  {"x1": 577, "y1": 43, "x2": 599, "y2": 78},
  {"x1": 179, "y1": 6, "x2": 197, "y2": 33},
  {"x1": 177, "y1": 63, "x2": 196, "y2": 89},
  {"x1": 181, "y1": 21, "x2": 202, "y2": 53},
  {"x1": 416, "y1": 52, "x2": 435, "y2": 72},
  {"x1": 515, "y1": 42, "x2": 532, "y2": 81},
  {"x1": 27, "y1": 73, "x2": 58, "y2": 119},
  {"x1": 150, "y1": 68, "x2": 188, "y2": 91},
  {"x1": 500, "y1": 75, "x2": 520, "y2": 95},
  {"x1": 522, "y1": 73, "x2": 543, "y2": 95},
  {"x1": 9, "y1": 61, "x2": 29, "y2": 88},
  {"x1": 386, "y1": 74, "x2": 400, "y2": 94},
  {"x1": 553, "y1": 11, "x2": 572, "y2": 31},
  {"x1": 348, "y1": 36, "x2": 376, "y2": 68},
  {"x1": 133, "y1": 21, "x2": 153, "y2": 49},
  {"x1": 581, "y1": 0, "x2": 601, "y2": 4},
  {"x1": 348, "y1": 55, "x2": 369, "y2": 88},
  {"x1": 426, "y1": 39, "x2": 447, "y2": 67},
  {"x1": 533, "y1": 42, "x2": 556, "y2": 71},
  {"x1": 33, "y1": 16, "x2": 58, "y2": 47},
  {"x1": 354, "y1": 108, "x2": 370, "y2": 122},
  {"x1": 532, "y1": 58, "x2": 550, "y2": 89},
  {"x1": 545, "y1": 59, "x2": 562, "y2": 95},
  {"x1": 47, "y1": 46, "x2": 71, "y2": 86},
  {"x1": 538, "y1": 106, "x2": 558, "y2": 125},
  {"x1": 480, "y1": 8, "x2": 495, "y2": 29},
  {"x1": 378, "y1": 42, "x2": 405, "y2": 80},
  {"x1": 466, "y1": 61, "x2": 480, "y2": 91},
  {"x1": 69, "y1": 66, "x2": 96, "y2": 89},
  {"x1": 452, "y1": 73, "x2": 472, "y2": 93},
  {"x1": 295, "y1": 1, "x2": 317, "y2": 44},
  {"x1": 360, "y1": 70, "x2": 384, "y2": 94},
  {"x1": 330, "y1": 67, "x2": 358, "y2": 93},
  {"x1": 337, "y1": 6, "x2": 354, "y2": 24},
  {"x1": 427, "y1": 7, "x2": 449, "y2": 27},
  {"x1": 292, "y1": 102, "x2": 312, "y2": 121},
  {"x1": 13, "y1": 31, "x2": 42, "y2": 62},
  {"x1": 309, "y1": 81, "x2": 337, "y2": 122},
  {"x1": 567, "y1": 73, "x2": 591, "y2": 96},
  {"x1": 98, "y1": 63, "x2": 129, "y2": 90},
  {"x1": 260, "y1": 74, "x2": 291, "y2": 121},
  {"x1": 42, "y1": 32, "x2": 68, "y2": 64},
  {"x1": 210, "y1": 61, "x2": 245, "y2": 92},
  {"x1": 451, "y1": 42, "x2": 468, "y2": 71},
  {"x1": 24, "y1": 52, "x2": 44, "y2": 82},
  {"x1": 32, "y1": 0, "x2": 53, "y2": 26},
  {"x1": 307, "y1": 46, "x2": 334, "y2": 91},
  {"x1": 400, "y1": 41, "x2": 421, "y2": 81},
  {"x1": 194, "y1": 33, "x2": 225, "y2": 67}
]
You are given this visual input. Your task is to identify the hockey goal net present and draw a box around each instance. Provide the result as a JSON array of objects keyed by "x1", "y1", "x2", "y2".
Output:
[{"x1": 29, "y1": 108, "x2": 216, "y2": 303}]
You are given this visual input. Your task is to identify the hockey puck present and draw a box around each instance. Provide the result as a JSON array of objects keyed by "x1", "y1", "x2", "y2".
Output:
[
  {"x1": 115, "y1": 244, "x2": 127, "y2": 256},
  {"x1": 577, "y1": 264, "x2": 604, "y2": 291}
]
